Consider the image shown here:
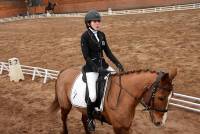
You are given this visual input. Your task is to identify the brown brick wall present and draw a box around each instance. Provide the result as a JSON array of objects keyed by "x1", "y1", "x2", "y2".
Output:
[
  {"x1": 0, "y1": 0, "x2": 27, "y2": 18},
  {"x1": 52, "y1": 0, "x2": 200, "y2": 13},
  {"x1": 29, "y1": 6, "x2": 46, "y2": 14},
  {"x1": 0, "y1": 0, "x2": 48, "y2": 18}
]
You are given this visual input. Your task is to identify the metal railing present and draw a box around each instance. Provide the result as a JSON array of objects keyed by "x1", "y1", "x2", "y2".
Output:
[{"x1": 0, "y1": 3, "x2": 199, "y2": 24}]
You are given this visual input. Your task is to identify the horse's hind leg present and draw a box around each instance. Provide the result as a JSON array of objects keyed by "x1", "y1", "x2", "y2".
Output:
[{"x1": 61, "y1": 106, "x2": 72, "y2": 134}]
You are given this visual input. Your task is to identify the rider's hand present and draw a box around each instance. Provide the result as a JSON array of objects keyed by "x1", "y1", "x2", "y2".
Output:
[{"x1": 117, "y1": 64, "x2": 124, "y2": 72}]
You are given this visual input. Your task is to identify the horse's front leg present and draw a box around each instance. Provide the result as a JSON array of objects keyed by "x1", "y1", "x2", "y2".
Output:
[{"x1": 111, "y1": 114, "x2": 133, "y2": 134}]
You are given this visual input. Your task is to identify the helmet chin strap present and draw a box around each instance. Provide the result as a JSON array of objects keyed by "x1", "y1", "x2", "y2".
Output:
[{"x1": 88, "y1": 25, "x2": 95, "y2": 30}]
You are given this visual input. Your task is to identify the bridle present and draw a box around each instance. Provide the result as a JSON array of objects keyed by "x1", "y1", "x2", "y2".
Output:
[
  {"x1": 108, "y1": 71, "x2": 173, "y2": 114},
  {"x1": 140, "y1": 71, "x2": 171, "y2": 113}
]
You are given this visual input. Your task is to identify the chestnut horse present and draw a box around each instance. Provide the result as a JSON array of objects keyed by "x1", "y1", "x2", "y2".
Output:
[{"x1": 50, "y1": 68, "x2": 177, "y2": 134}]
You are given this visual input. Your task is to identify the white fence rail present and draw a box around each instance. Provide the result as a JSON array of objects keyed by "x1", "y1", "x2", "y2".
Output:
[
  {"x1": 0, "y1": 62, "x2": 59, "y2": 83},
  {"x1": 0, "y1": 3, "x2": 199, "y2": 24},
  {"x1": 1, "y1": 61, "x2": 200, "y2": 113},
  {"x1": 170, "y1": 93, "x2": 200, "y2": 113}
]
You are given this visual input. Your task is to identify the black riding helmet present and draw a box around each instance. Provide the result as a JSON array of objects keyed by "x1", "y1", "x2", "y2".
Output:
[{"x1": 85, "y1": 9, "x2": 101, "y2": 28}]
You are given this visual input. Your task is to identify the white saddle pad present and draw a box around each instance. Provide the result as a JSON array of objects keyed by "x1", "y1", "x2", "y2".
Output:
[{"x1": 70, "y1": 72, "x2": 110, "y2": 111}]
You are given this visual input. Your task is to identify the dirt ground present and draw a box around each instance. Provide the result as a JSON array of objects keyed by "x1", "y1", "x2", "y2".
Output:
[{"x1": 0, "y1": 9, "x2": 200, "y2": 134}]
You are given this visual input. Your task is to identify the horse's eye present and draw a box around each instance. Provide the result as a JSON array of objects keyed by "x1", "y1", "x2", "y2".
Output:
[{"x1": 158, "y1": 97, "x2": 165, "y2": 101}]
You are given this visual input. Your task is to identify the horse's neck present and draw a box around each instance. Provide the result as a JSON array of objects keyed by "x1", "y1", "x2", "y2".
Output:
[
  {"x1": 121, "y1": 72, "x2": 157, "y2": 99},
  {"x1": 107, "y1": 72, "x2": 157, "y2": 115}
]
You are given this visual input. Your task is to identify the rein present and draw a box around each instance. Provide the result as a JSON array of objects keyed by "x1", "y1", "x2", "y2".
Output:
[
  {"x1": 107, "y1": 71, "x2": 138, "y2": 110},
  {"x1": 116, "y1": 72, "x2": 122, "y2": 107}
]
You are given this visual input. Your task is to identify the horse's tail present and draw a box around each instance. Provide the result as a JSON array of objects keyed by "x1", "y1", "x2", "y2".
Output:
[
  {"x1": 49, "y1": 81, "x2": 60, "y2": 114},
  {"x1": 49, "y1": 95, "x2": 60, "y2": 114},
  {"x1": 49, "y1": 69, "x2": 71, "y2": 114}
]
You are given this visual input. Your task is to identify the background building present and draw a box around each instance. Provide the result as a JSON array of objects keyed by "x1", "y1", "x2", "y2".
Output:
[{"x1": 0, "y1": 0, "x2": 199, "y2": 18}]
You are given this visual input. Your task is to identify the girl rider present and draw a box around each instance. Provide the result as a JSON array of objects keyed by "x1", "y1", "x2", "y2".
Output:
[{"x1": 81, "y1": 9, "x2": 124, "y2": 131}]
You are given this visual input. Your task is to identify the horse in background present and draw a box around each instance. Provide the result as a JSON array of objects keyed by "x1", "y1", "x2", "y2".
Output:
[
  {"x1": 45, "y1": 2, "x2": 56, "y2": 13},
  {"x1": 49, "y1": 68, "x2": 177, "y2": 134}
]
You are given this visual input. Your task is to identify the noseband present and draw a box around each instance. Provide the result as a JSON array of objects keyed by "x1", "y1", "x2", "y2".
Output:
[{"x1": 140, "y1": 71, "x2": 169, "y2": 113}]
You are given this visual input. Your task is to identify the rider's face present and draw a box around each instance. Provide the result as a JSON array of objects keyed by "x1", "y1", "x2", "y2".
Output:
[{"x1": 90, "y1": 20, "x2": 101, "y2": 30}]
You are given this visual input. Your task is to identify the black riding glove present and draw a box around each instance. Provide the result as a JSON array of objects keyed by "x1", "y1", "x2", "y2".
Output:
[{"x1": 117, "y1": 64, "x2": 124, "y2": 72}]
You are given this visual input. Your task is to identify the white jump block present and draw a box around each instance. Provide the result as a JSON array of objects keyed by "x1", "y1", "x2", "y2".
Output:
[
  {"x1": 8, "y1": 58, "x2": 24, "y2": 82},
  {"x1": 108, "y1": 8, "x2": 112, "y2": 15}
]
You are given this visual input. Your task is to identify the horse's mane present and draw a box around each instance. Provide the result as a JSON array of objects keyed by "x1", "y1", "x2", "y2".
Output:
[{"x1": 111, "y1": 69, "x2": 158, "y2": 76}]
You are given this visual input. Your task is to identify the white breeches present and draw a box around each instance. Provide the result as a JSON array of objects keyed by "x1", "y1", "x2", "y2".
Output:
[
  {"x1": 86, "y1": 72, "x2": 99, "y2": 102},
  {"x1": 86, "y1": 66, "x2": 115, "y2": 102}
]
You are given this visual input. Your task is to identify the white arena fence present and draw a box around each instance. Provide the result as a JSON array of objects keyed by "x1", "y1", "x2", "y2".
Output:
[
  {"x1": 170, "y1": 93, "x2": 200, "y2": 113},
  {"x1": 0, "y1": 61, "x2": 199, "y2": 113},
  {"x1": 0, "y1": 62, "x2": 59, "y2": 84},
  {"x1": 0, "y1": 3, "x2": 200, "y2": 24}
]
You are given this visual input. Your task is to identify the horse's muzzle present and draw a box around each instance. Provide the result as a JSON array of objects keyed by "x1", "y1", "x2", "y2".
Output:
[{"x1": 153, "y1": 121, "x2": 164, "y2": 128}]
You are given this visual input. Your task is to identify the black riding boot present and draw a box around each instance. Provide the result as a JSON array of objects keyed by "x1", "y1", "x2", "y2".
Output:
[{"x1": 87, "y1": 99, "x2": 95, "y2": 131}]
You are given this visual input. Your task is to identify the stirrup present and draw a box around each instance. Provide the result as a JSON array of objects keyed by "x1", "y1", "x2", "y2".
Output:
[{"x1": 87, "y1": 119, "x2": 95, "y2": 131}]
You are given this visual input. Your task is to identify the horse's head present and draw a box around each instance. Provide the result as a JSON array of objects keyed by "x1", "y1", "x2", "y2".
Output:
[{"x1": 142, "y1": 68, "x2": 177, "y2": 127}]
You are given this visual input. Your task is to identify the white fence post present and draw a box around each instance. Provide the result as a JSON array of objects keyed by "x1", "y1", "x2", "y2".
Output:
[
  {"x1": 0, "y1": 62, "x2": 4, "y2": 74},
  {"x1": 32, "y1": 67, "x2": 37, "y2": 81},
  {"x1": 43, "y1": 69, "x2": 48, "y2": 83},
  {"x1": 108, "y1": 8, "x2": 112, "y2": 15},
  {"x1": 193, "y1": 3, "x2": 196, "y2": 8}
]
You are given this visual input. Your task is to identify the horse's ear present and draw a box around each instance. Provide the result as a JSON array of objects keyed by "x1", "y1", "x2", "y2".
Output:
[{"x1": 169, "y1": 68, "x2": 177, "y2": 80}]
